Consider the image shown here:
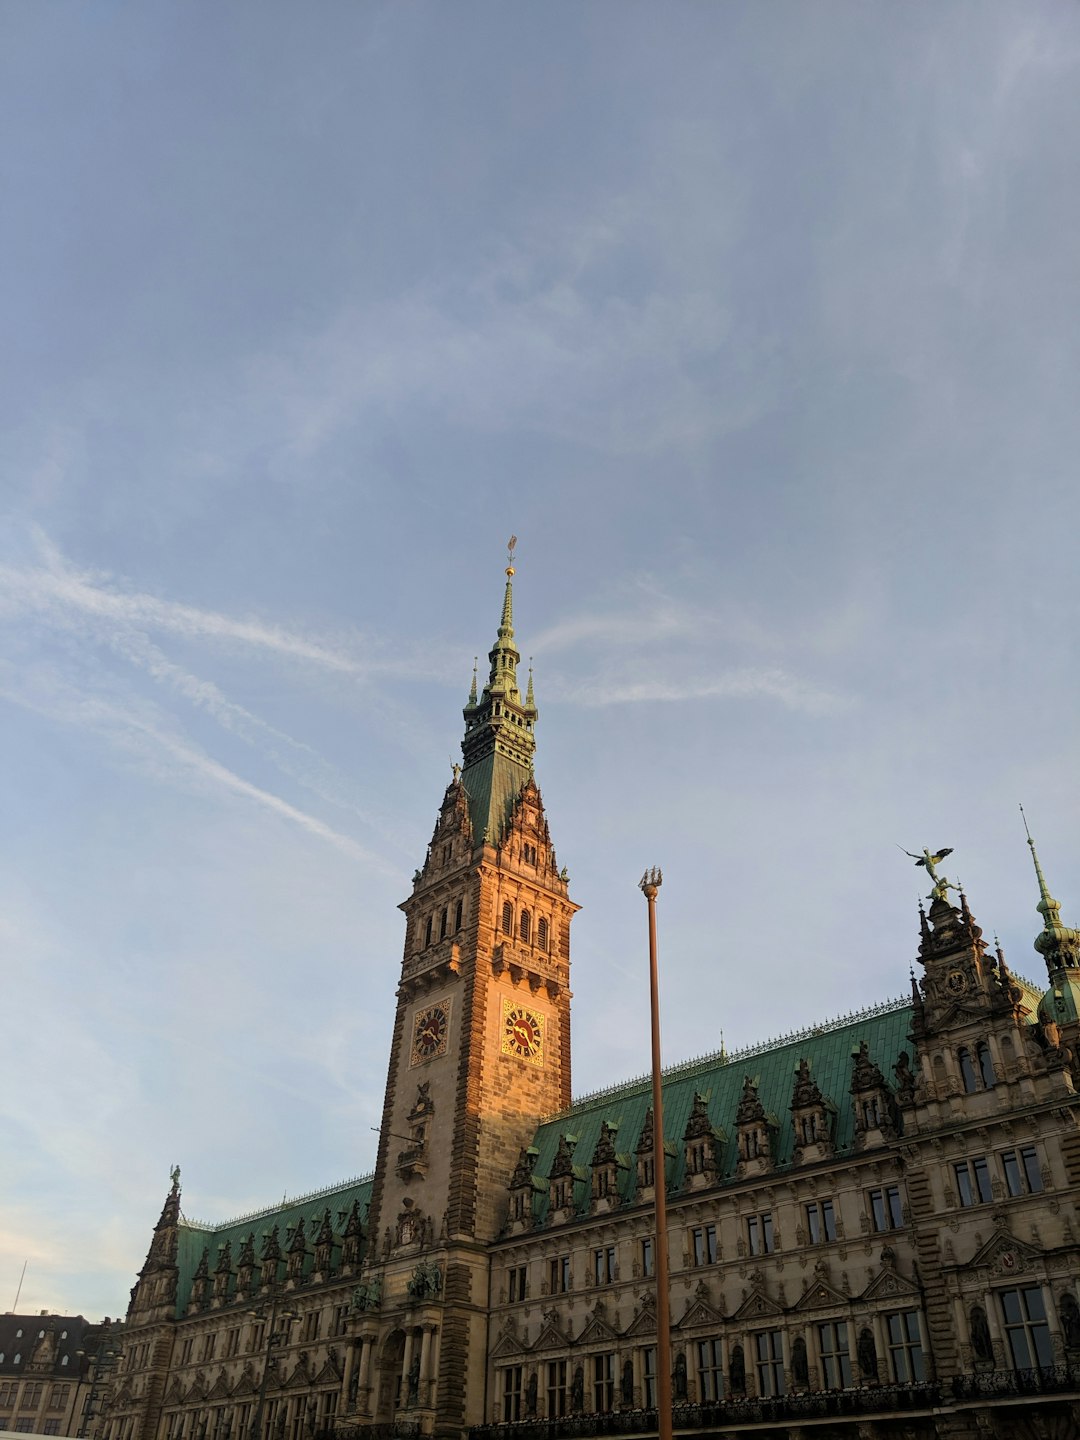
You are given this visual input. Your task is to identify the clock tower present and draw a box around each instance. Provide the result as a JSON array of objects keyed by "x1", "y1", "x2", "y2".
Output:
[{"x1": 358, "y1": 557, "x2": 577, "y2": 1435}]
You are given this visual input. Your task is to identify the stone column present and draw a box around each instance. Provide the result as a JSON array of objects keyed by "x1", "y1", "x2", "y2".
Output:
[
  {"x1": 356, "y1": 1334, "x2": 374, "y2": 1414},
  {"x1": 400, "y1": 1330, "x2": 415, "y2": 1409},
  {"x1": 418, "y1": 1325, "x2": 435, "y2": 1406}
]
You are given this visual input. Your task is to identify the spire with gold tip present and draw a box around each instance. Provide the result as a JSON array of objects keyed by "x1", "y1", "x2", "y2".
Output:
[{"x1": 1021, "y1": 806, "x2": 1080, "y2": 1030}]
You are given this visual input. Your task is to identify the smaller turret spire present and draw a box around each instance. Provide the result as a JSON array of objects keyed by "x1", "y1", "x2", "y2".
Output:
[
  {"x1": 525, "y1": 659, "x2": 535, "y2": 711},
  {"x1": 1021, "y1": 805, "x2": 1080, "y2": 972},
  {"x1": 468, "y1": 658, "x2": 478, "y2": 706}
]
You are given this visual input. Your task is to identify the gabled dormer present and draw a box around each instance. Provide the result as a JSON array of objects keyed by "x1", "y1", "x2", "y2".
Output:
[
  {"x1": 313, "y1": 1208, "x2": 335, "y2": 1277},
  {"x1": 260, "y1": 1225, "x2": 282, "y2": 1288},
  {"x1": 236, "y1": 1231, "x2": 256, "y2": 1298},
  {"x1": 211, "y1": 1240, "x2": 232, "y2": 1305},
  {"x1": 589, "y1": 1121, "x2": 627, "y2": 1213},
  {"x1": 340, "y1": 1198, "x2": 364, "y2": 1270},
  {"x1": 506, "y1": 1146, "x2": 539, "y2": 1234},
  {"x1": 733, "y1": 1075, "x2": 777, "y2": 1178},
  {"x1": 187, "y1": 1247, "x2": 210, "y2": 1313},
  {"x1": 850, "y1": 1041, "x2": 898, "y2": 1148},
  {"x1": 286, "y1": 1215, "x2": 307, "y2": 1283},
  {"x1": 547, "y1": 1135, "x2": 579, "y2": 1222},
  {"x1": 789, "y1": 1058, "x2": 836, "y2": 1165},
  {"x1": 682, "y1": 1093, "x2": 725, "y2": 1190}
]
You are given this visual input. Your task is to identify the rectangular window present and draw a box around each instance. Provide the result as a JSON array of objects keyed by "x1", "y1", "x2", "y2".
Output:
[
  {"x1": 302, "y1": 1312, "x2": 320, "y2": 1343},
  {"x1": 501, "y1": 1366, "x2": 523, "y2": 1423},
  {"x1": 549, "y1": 1256, "x2": 570, "y2": 1294},
  {"x1": 43, "y1": 1423, "x2": 61, "y2": 1436},
  {"x1": 225, "y1": 1329, "x2": 241, "y2": 1358},
  {"x1": 640, "y1": 1238, "x2": 654, "y2": 1278},
  {"x1": 805, "y1": 1200, "x2": 837, "y2": 1244},
  {"x1": 692, "y1": 1224, "x2": 717, "y2": 1266},
  {"x1": 201, "y1": 1334, "x2": 216, "y2": 1362},
  {"x1": 641, "y1": 1346, "x2": 657, "y2": 1409},
  {"x1": 23, "y1": 1385, "x2": 43, "y2": 1408},
  {"x1": 954, "y1": 1159, "x2": 992, "y2": 1208},
  {"x1": 1001, "y1": 1146, "x2": 1044, "y2": 1198},
  {"x1": 640, "y1": 1155, "x2": 655, "y2": 1187},
  {"x1": 16, "y1": 1420, "x2": 35, "y2": 1434},
  {"x1": 48, "y1": 1387, "x2": 69, "y2": 1410},
  {"x1": 592, "y1": 1354, "x2": 615, "y2": 1413},
  {"x1": 546, "y1": 1360, "x2": 568, "y2": 1418},
  {"x1": 818, "y1": 1321, "x2": 852, "y2": 1389},
  {"x1": 695, "y1": 1338, "x2": 723, "y2": 1403},
  {"x1": 869, "y1": 1185, "x2": 904, "y2": 1231},
  {"x1": 1000, "y1": 1287, "x2": 1053, "y2": 1370},
  {"x1": 747, "y1": 1213, "x2": 774, "y2": 1256},
  {"x1": 248, "y1": 1326, "x2": 263, "y2": 1356},
  {"x1": 0, "y1": 1385, "x2": 15, "y2": 1406},
  {"x1": 593, "y1": 1246, "x2": 616, "y2": 1286},
  {"x1": 332, "y1": 1304, "x2": 350, "y2": 1336},
  {"x1": 886, "y1": 1310, "x2": 925, "y2": 1384},
  {"x1": 753, "y1": 1331, "x2": 785, "y2": 1398},
  {"x1": 508, "y1": 1264, "x2": 528, "y2": 1302}
]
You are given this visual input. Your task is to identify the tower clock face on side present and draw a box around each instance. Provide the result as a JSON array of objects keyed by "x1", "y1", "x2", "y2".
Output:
[
  {"x1": 410, "y1": 1000, "x2": 451, "y2": 1065},
  {"x1": 501, "y1": 998, "x2": 545, "y2": 1065}
]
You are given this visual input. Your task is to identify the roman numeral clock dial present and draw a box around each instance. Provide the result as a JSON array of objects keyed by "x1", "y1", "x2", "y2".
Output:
[{"x1": 501, "y1": 998, "x2": 545, "y2": 1065}]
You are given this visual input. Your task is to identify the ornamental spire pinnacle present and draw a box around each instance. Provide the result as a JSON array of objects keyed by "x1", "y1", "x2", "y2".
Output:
[
  {"x1": 458, "y1": 541, "x2": 537, "y2": 845},
  {"x1": 1021, "y1": 805, "x2": 1080, "y2": 973}
]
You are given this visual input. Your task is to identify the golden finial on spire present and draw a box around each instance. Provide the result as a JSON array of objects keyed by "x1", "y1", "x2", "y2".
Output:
[{"x1": 506, "y1": 534, "x2": 518, "y2": 577}]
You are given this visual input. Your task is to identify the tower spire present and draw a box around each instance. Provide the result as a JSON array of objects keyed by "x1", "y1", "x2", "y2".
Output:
[
  {"x1": 459, "y1": 540, "x2": 537, "y2": 845},
  {"x1": 1021, "y1": 805, "x2": 1080, "y2": 972}
]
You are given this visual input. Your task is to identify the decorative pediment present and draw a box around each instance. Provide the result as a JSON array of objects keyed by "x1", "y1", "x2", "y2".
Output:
[
  {"x1": 861, "y1": 1266, "x2": 921, "y2": 1303},
  {"x1": 491, "y1": 1328, "x2": 527, "y2": 1359},
  {"x1": 232, "y1": 1364, "x2": 257, "y2": 1396},
  {"x1": 793, "y1": 1275, "x2": 851, "y2": 1312},
  {"x1": 532, "y1": 1319, "x2": 572, "y2": 1352},
  {"x1": 187, "y1": 1372, "x2": 207, "y2": 1403},
  {"x1": 163, "y1": 1378, "x2": 183, "y2": 1407},
  {"x1": 676, "y1": 1299, "x2": 723, "y2": 1331},
  {"x1": 732, "y1": 1287, "x2": 784, "y2": 1321},
  {"x1": 964, "y1": 1225, "x2": 1043, "y2": 1276},
  {"x1": 314, "y1": 1354, "x2": 342, "y2": 1386},
  {"x1": 208, "y1": 1369, "x2": 231, "y2": 1400},
  {"x1": 577, "y1": 1311, "x2": 619, "y2": 1346},
  {"x1": 285, "y1": 1357, "x2": 313, "y2": 1389}
]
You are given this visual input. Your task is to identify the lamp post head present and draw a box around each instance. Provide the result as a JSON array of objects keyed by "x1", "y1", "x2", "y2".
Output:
[{"x1": 639, "y1": 867, "x2": 663, "y2": 899}]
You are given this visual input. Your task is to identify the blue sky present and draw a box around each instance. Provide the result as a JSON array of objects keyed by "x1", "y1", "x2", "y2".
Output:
[{"x1": 2, "y1": 1, "x2": 1078, "y2": 1319}]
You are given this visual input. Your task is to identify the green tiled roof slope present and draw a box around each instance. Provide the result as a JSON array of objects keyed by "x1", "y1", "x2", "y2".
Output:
[
  {"x1": 525, "y1": 1001, "x2": 917, "y2": 1224},
  {"x1": 175, "y1": 1174, "x2": 372, "y2": 1316}
]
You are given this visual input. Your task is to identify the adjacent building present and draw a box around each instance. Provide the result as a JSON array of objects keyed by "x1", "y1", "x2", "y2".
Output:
[{"x1": 97, "y1": 567, "x2": 1080, "y2": 1440}]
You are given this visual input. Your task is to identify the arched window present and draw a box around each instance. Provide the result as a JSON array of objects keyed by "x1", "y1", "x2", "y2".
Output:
[
  {"x1": 977, "y1": 1043, "x2": 996, "y2": 1088},
  {"x1": 424, "y1": 916, "x2": 433, "y2": 947},
  {"x1": 520, "y1": 910, "x2": 531, "y2": 943},
  {"x1": 13, "y1": 1353, "x2": 20, "y2": 1365},
  {"x1": 958, "y1": 1048, "x2": 978, "y2": 1093},
  {"x1": 863, "y1": 1097, "x2": 880, "y2": 1128},
  {"x1": 454, "y1": 899, "x2": 463, "y2": 931},
  {"x1": 440, "y1": 906, "x2": 449, "y2": 939},
  {"x1": 60, "y1": 1331, "x2": 68, "y2": 1340},
  {"x1": 15, "y1": 1329, "x2": 21, "y2": 1339},
  {"x1": 61, "y1": 1355, "x2": 69, "y2": 1367},
  {"x1": 537, "y1": 917, "x2": 548, "y2": 951},
  {"x1": 502, "y1": 901, "x2": 513, "y2": 935}
]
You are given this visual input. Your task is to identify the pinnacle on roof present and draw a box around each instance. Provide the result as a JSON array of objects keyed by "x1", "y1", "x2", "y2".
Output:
[{"x1": 1021, "y1": 806, "x2": 1080, "y2": 974}]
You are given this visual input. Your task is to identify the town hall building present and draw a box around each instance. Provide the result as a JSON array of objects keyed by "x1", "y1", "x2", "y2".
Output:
[{"x1": 95, "y1": 566, "x2": 1080, "y2": 1440}]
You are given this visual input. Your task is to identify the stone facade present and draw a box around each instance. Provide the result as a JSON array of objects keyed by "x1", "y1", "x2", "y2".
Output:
[{"x1": 97, "y1": 573, "x2": 1080, "y2": 1440}]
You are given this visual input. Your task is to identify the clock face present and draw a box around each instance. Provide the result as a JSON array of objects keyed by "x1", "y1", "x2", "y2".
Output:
[
  {"x1": 410, "y1": 1002, "x2": 450, "y2": 1065},
  {"x1": 502, "y1": 999, "x2": 545, "y2": 1065}
]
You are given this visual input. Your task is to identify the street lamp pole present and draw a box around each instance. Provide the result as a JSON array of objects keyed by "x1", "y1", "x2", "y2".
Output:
[
  {"x1": 249, "y1": 1291, "x2": 295, "y2": 1440},
  {"x1": 639, "y1": 868, "x2": 672, "y2": 1440}
]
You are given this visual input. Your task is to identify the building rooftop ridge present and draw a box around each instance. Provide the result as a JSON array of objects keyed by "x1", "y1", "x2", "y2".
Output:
[
  {"x1": 540, "y1": 994, "x2": 916, "y2": 1124},
  {"x1": 179, "y1": 1172, "x2": 373, "y2": 1234}
]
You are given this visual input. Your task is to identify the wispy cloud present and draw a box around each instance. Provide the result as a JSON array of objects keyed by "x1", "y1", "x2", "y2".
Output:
[{"x1": 559, "y1": 667, "x2": 846, "y2": 716}]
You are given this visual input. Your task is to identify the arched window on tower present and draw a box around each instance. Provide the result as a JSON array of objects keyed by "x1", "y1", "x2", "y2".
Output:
[
  {"x1": 958, "y1": 1048, "x2": 978, "y2": 1094},
  {"x1": 424, "y1": 916, "x2": 434, "y2": 947},
  {"x1": 537, "y1": 917, "x2": 548, "y2": 951},
  {"x1": 977, "y1": 1043, "x2": 996, "y2": 1088},
  {"x1": 455, "y1": 899, "x2": 463, "y2": 931},
  {"x1": 520, "y1": 910, "x2": 531, "y2": 943},
  {"x1": 440, "y1": 906, "x2": 449, "y2": 939},
  {"x1": 502, "y1": 901, "x2": 513, "y2": 936}
]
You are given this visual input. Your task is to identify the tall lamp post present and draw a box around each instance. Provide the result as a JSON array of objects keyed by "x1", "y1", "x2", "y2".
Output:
[
  {"x1": 248, "y1": 1292, "x2": 297, "y2": 1440},
  {"x1": 639, "y1": 868, "x2": 672, "y2": 1440}
]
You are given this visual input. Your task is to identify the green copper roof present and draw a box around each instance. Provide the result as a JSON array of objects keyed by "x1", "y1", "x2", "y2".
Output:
[
  {"x1": 175, "y1": 1174, "x2": 372, "y2": 1316},
  {"x1": 524, "y1": 1002, "x2": 917, "y2": 1225},
  {"x1": 459, "y1": 567, "x2": 538, "y2": 844}
]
